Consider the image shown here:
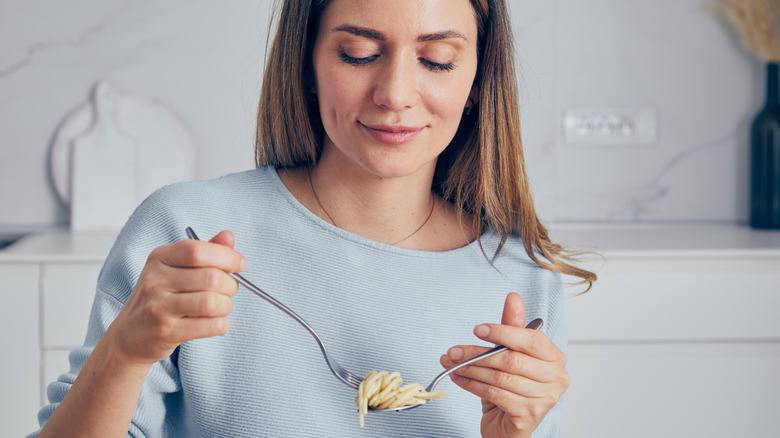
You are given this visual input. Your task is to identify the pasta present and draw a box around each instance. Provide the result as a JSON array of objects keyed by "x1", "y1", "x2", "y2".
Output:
[{"x1": 355, "y1": 371, "x2": 447, "y2": 427}]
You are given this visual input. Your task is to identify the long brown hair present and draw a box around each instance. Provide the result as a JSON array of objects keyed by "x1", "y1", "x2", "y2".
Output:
[{"x1": 256, "y1": 0, "x2": 596, "y2": 291}]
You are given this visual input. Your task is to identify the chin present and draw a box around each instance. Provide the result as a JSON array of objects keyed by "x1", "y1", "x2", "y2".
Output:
[{"x1": 359, "y1": 158, "x2": 436, "y2": 181}]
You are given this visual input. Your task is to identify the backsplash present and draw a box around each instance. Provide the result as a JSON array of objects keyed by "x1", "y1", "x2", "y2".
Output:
[{"x1": 0, "y1": 0, "x2": 759, "y2": 227}]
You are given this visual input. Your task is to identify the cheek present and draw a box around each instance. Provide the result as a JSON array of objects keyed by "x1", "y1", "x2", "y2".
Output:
[
  {"x1": 425, "y1": 62, "x2": 478, "y2": 125},
  {"x1": 317, "y1": 69, "x2": 362, "y2": 123},
  {"x1": 428, "y1": 80, "x2": 472, "y2": 125}
]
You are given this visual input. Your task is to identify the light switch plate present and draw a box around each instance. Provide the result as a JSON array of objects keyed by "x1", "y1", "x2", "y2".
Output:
[{"x1": 563, "y1": 108, "x2": 657, "y2": 145}]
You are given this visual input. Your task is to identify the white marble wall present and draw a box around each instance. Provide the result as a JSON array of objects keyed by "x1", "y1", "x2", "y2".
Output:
[{"x1": 0, "y1": 0, "x2": 761, "y2": 227}]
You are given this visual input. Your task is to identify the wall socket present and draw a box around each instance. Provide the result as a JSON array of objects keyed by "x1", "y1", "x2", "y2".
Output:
[{"x1": 563, "y1": 108, "x2": 657, "y2": 145}]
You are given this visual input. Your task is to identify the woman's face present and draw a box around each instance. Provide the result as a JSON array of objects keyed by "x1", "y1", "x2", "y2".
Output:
[{"x1": 311, "y1": 0, "x2": 479, "y2": 180}]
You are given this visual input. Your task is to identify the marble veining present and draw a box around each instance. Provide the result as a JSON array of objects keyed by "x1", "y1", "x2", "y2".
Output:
[{"x1": 0, "y1": 0, "x2": 762, "y2": 227}]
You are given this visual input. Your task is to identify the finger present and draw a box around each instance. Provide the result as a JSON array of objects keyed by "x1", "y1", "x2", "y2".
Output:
[
  {"x1": 501, "y1": 292, "x2": 525, "y2": 328},
  {"x1": 209, "y1": 230, "x2": 235, "y2": 248},
  {"x1": 445, "y1": 370, "x2": 541, "y2": 418},
  {"x1": 156, "y1": 239, "x2": 247, "y2": 273},
  {"x1": 441, "y1": 354, "x2": 549, "y2": 398},
  {"x1": 167, "y1": 291, "x2": 234, "y2": 318},
  {"x1": 171, "y1": 315, "x2": 232, "y2": 341},
  {"x1": 443, "y1": 346, "x2": 560, "y2": 383},
  {"x1": 165, "y1": 266, "x2": 240, "y2": 296},
  {"x1": 473, "y1": 323, "x2": 562, "y2": 363}
]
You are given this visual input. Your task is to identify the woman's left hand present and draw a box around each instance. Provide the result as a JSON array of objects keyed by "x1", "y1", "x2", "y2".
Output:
[{"x1": 441, "y1": 293, "x2": 569, "y2": 438}]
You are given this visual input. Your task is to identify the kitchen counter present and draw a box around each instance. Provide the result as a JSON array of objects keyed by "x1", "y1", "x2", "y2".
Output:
[
  {"x1": 0, "y1": 229, "x2": 118, "y2": 262},
  {"x1": 550, "y1": 224, "x2": 780, "y2": 258},
  {"x1": 2, "y1": 224, "x2": 779, "y2": 262},
  {"x1": 1, "y1": 224, "x2": 779, "y2": 437}
]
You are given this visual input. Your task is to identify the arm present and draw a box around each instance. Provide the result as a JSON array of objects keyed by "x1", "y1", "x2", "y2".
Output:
[
  {"x1": 36, "y1": 331, "x2": 153, "y2": 438},
  {"x1": 37, "y1": 231, "x2": 246, "y2": 438}
]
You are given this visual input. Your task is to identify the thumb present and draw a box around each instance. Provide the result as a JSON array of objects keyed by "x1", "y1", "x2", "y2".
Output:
[
  {"x1": 501, "y1": 292, "x2": 526, "y2": 327},
  {"x1": 209, "y1": 230, "x2": 236, "y2": 249}
]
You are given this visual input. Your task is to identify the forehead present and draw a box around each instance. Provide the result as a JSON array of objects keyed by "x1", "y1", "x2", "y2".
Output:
[{"x1": 318, "y1": 0, "x2": 478, "y2": 42}]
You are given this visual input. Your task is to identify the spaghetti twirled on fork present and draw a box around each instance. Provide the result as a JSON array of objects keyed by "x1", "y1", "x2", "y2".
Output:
[{"x1": 355, "y1": 371, "x2": 447, "y2": 427}]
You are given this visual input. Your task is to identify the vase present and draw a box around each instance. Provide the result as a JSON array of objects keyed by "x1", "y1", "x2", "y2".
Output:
[{"x1": 750, "y1": 62, "x2": 780, "y2": 229}]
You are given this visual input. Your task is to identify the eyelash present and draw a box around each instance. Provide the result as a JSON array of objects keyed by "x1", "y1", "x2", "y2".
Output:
[{"x1": 338, "y1": 52, "x2": 456, "y2": 72}]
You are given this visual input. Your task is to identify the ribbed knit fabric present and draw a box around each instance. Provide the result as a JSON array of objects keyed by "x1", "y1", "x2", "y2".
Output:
[{"x1": 29, "y1": 166, "x2": 566, "y2": 438}]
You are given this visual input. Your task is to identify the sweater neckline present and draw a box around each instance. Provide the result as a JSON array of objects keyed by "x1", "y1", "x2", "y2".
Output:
[{"x1": 264, "y1": 166, "x2": 491, "y2": 258}]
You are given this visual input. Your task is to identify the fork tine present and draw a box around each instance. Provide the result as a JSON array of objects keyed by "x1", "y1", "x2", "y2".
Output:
[{"x1": 345, "y1": 372, "x2": 362, "y2": 385}]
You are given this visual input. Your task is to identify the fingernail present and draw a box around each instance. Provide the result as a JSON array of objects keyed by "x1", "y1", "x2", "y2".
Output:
[
  {"x1": 474, "y1": 324, "x2": 490, "y2": 338},
  {"x1": 239, "y1": 258, "x2": 248, "y2": 272},
  {"x1": 448, "y1": 347, "x2": 464, "y2": 361}
]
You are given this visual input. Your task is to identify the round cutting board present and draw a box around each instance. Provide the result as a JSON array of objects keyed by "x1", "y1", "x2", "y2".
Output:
[{"x1": 50, "y1": 81, "x2": 196, "y2": 208}]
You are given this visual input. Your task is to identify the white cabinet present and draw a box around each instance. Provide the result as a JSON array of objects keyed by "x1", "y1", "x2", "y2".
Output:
[
  {"x1": 564, "y1": 342, "x2": 780, "y2": 437},
  {"x1": 42, "y1": 263, "x2": 102, "y2": 350},
  {"x1": 0, "y1": 264, "x2": 40, "y2": 437},
  {"x1": 555, "y1": 227, "x2": 780, "y2": 438},
  {"x1": 0, "y1": 230, "x2": 114, "y2": 436},
  {"x1": 39, "y1": 262, "x2": 103, "y2": 405}
]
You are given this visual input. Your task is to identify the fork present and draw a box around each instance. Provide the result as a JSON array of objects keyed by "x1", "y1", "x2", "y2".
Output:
[{"x1": 185, "y1": 227, "x2": 364, "y2": 389}]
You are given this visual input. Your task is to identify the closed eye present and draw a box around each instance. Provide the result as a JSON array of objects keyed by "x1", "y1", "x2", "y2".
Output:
[
  {"x1": 339, "y1": 51, "x2": 456, "y2": 73},
  {"x1": 419, "y1": 58, "x2": 456, "y2": 72},
  {"x1": 339, "y1": 52, "x2": 379, "y2": 65}
]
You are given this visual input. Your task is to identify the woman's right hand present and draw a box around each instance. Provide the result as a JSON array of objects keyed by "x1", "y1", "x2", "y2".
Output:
[{"x1": 105, "y1": 230, "x2": 247, "y2": 367}]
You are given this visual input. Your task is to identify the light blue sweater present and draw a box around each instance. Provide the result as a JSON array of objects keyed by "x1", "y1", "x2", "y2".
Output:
[{"x1": 30, "y1": 166, "x2": 566, "y2": 437}]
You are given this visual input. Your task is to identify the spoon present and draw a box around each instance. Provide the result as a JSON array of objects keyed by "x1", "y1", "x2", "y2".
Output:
[{"x1": 373, "y1": 318, "x2": 544, "y2": 413}]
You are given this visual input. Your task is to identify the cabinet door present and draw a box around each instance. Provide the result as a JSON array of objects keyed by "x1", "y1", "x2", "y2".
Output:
[
  {"x1": 40, "y1": 263, "x2": 103, "y2": 407},
  {"x1": 567, "y1": 257, "x2": 780, "y2": 342},
  {"x1": 562, "y1": 342, "x2": 780, "y2": 438},
  {"x1": 562, "y1": 255, "x2": 780, "y2": 437},
  {"x1": 42, "y1": 263, "x2": 102, "y2": 349},
  {"x1": 0, "y1": 264, "x2": 40, "y2": 436}
]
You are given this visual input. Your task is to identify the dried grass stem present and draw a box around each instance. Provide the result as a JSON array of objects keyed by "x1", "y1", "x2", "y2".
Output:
[{"x1": 715, "y1": 0, "x2": 780, "y2": 62}]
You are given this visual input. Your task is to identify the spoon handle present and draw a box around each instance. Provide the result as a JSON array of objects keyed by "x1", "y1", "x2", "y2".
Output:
[{"x1": 426, "y1": 318, "x2": 544, "y2": 392}]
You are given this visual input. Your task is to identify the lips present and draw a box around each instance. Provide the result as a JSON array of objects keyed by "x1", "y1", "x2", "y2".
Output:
[{"x1": 360, "y1": 123, "x2": 425, "y2": 145}]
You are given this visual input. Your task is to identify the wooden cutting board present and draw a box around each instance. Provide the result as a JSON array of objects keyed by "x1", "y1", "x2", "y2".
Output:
[{"x1": 50, "y1": 81, "x2": 195, "y2": 231}]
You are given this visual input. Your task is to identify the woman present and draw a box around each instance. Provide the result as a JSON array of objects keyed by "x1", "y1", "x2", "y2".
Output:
[{"x1": 31, "y1": 0, "x2": 594, "y2": 437}]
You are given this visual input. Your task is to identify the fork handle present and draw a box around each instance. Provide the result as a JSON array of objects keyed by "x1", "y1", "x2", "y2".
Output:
[
  {"x1": 425, "y1": 318, "x2": 544, "y2": 392},
  {"x1": 184, "y1": 228, "x2": 342, "y2": 381}
]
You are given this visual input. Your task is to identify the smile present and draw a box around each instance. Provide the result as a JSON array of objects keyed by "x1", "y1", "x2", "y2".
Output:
[{"x1": 359, "y1": 123, "x2": 425, "y2": 145}]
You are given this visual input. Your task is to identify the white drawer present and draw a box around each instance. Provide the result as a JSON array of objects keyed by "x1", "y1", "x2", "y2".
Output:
[
  {"x1": 42, "y1": 349, "x2": 72, "y2": 407},
  {"x1": 0, "y1": 264, "x2": 40, "y2": 437},
  {"x1": 563, "y1": 342, "x2": 780, "y2": 438},
  {"x1": 567, "y1": 256, "x2": 780, "y2": 342},
  {"x1": 42, "y1": 263, "x2": 102, "y2": 348}
]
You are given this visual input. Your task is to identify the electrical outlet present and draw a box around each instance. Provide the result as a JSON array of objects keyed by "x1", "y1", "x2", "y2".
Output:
[{"x1": 563, "y1": 108, "x2": 657, "y2": 145}]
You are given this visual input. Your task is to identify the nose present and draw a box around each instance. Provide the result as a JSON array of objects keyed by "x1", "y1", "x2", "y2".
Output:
[{"x1": 372, "y1": 54, "x2": 420, "y2": 111}]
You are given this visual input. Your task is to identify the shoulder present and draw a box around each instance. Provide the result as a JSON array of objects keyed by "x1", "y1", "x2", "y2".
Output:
[
  {"x1": 143, "y1": 167, "x2": 275, "y2": 207},
  {"x1": 480, "y1": 231, "x2": 546, "y2": 271},
  {"x1": 482, "y1": 231, "x2": 565, "y2": 311},
  {"x1": 97, "y1": 167, "x2": 280, "y2": 302}
]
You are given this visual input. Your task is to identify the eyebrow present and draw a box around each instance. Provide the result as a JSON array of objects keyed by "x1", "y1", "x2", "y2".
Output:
[{"x1": 332, "y1": 25, "x2": 468, "y2": 43}]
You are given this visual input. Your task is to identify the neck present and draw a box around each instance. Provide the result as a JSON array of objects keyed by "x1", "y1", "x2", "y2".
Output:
[{"x1": 309, "y1": 146, "x2": 437, "y2": 246}]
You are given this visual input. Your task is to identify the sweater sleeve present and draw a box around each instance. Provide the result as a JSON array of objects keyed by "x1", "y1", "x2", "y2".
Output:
[{"x1": 27, "y1": 186, "x2": 186, "y2": 438}]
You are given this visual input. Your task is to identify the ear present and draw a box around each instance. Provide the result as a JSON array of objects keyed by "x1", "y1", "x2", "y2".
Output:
[
  {"x1": 464, "y1": 85, "x2": 480, "y2": 114},
  {"x1": 303, "y1": 70, "x2": 317, "y2": 98},
  {"x1": 466, "y1": 84, "x2": 480, "y2": 107}
]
